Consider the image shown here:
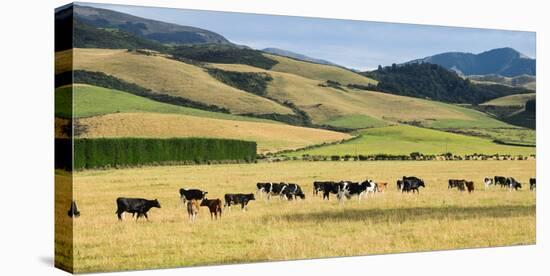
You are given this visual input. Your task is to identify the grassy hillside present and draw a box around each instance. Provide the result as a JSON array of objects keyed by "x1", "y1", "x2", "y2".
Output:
[
  {"x1": 266, "y1": 54, "x2": 377, "y2": 86},
  {"x1": 207, "y1": 62, "x2": 517, "y2": 130},
  {"x1": 481, "y1": 93, "x2": 536, "y2": 106},
  {"x1": 76, "y1": 112, "x2": 352, "y2": 153},
  {"x1": 286, "y1": 125, "x2": 535, "y2": 156},
  {"x1": 58, "y1": 49, "x2": 293, "y2": 116},
  {"x1": 55, "y1": 84, "x2": 277, "y2": 124}
]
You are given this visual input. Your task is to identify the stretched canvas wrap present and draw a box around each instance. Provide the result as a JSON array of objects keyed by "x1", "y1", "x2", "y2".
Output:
[{"x1": 55, "y1": 2, "x2": 537, "y2": 273}]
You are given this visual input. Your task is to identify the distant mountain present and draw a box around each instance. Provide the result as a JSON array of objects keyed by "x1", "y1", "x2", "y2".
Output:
[
  {"x1": 74, "y1": 4, "x2": 231, "y2": 45},
  {"x1": 262, "y1": 48, "x2": 338, "y2": 66},
  {"x1": 362, "y1": 62, "x2": 531, "y2": 104},
  {"x1": 406, "y1": 48, "x2": 535, "y2": 77}
]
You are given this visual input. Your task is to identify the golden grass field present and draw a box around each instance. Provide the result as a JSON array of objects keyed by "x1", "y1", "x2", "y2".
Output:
[
  {"x1": 77, "y1": 112, "x2": 352, "y2": 153},
  {"x1": 57, "y1": 160, "x2": 535, "y2": 273},
  {"x1": 481, "y1": 93, "x2": 536, "y2": 106},
  {"x1": 57, "y1": 49, "x2": 293, "y2": 115},
  {"x1": 266, "y1": 53, "x2": 378, "y2": 86},
  {"x1": 207, "y1": 62, "x2": 500, "y2": 126}
]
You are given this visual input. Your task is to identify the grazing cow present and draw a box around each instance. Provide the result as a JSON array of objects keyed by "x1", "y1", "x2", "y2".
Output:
[
  {"x1": 484, "y1": 177, "x2": 494, "y2": 190},
  {"x1": 256, "y1": 182, "x2": 274, "y2": 198},
  {"x1": 396, "y1": 180, "x2": 403, "y2": 191},
  {"x1": 313, "y1": 181, "x2": 331, "y2": 196},
  {"x1": 320, "y1": 181, "x2": 340, "y2": 200},
  {"x1": 115, "y1": 197, "x2": 161, "y2": 221},
  {"x1": 262, "y1": 183, "x2": 288, "y2": 200},
  {"x1": 494, "y1": 176, "x2": 508, "y2": 187},
  {"x1": 465, "y1": 181, "x2": 475, "y2": 193},
  {"x1": 530, "y1": 178, "x2": 536, "y2": 191},
  {"x1": 401, "y1": 176, "x2": 425, "y2": 194},
  {"x1": 364, "y1": 180, "x2": 378, "y2": 197},
  {"x1": 377, "y1": 182, "x2": 388, "y2": 193},
  {"x1": 506, "y1": 177, "x2": 522, "y2": 191},
  {"x1": 338, "y1": 181, "x2": 368, "y2": 201},
  {"x1": 179, "y1": 188, "x2": 208, "y2": 204},
  {"x1": 448, "y1": 179, "x2": 466, "y2": 190},
  {"x1": 200, "y1": 198, "x2": 222, "y2": 219},
  {"x1": 187, "y1": 200, "x2": 200, "y2": 222},
  {"x1": 67, "y1": 200, "x2": 80, "y2": 218},
  {"x1": 281, "y1": 183, "x2": 305, "y2": 200},
  {"x1": 224, "y1": 193, "x2": 255, "y2": 210}
]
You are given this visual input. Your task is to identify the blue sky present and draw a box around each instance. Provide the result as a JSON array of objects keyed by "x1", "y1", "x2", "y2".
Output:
[{"x1": 82, "y1": 2, "x2": 536, "y2": 71}]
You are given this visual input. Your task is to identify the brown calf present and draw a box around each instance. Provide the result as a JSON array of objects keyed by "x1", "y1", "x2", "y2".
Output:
[
  {"x1": 465, "y1": 181, "x2": 475, "y2": 193},
  {"x1": 200, "y1": 198, "x2": 223, "y2": 219},
  {"x1": 377, "y1": 182, "x2": 388, "y2": 193},
  {"x1": 187, "y1": 200, "x2": 200, "y2": 222}
]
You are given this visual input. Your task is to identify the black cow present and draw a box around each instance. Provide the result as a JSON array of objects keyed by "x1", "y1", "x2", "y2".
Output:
[
  {"x1": 448, "y1": 179, "x2": 466, "y2": 190},
  {"x1": 313, "y1": 181, "x2": 331, "y2": 196},
  {"x1": 465, "y1": 181, "x2": 475, "y2": 193},
  {"x1": 281, "y1": 183, "x2": 305, "y2": 200},
  {"x1": 179, "y1": 188, "x2": 208, "y2": 204},
  {"x1": 494, "y1": 176, "x2": 508, "y2": 187},
  {"x1": 67, "y1": 200, "x2": 80, "y2": 218},
  {"x1": 530, "y1": 178, "x2": 536, "y2": 191},
  {"x1": 318, "y1": 181, "x2": 340, "y2": 200},
  {"x1": 401, "y1": 176, "x2": 425, "y2": 194},
  {"x1": 506, "y1": 177, "x2": 522, "y2": 191},
  {"x1": 115, "y1": 197, "x2": 161, "y2": 221},
  {"x1": 224, "y1": 193, "x2": 255, "y2": 210}
]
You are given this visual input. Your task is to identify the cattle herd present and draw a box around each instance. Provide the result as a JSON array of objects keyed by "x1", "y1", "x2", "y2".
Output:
[{"x1": 66, "y1": 176, "x2": 536, "y2": 222}]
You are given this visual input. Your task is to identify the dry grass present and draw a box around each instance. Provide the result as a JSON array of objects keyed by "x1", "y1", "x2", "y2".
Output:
[
  {"x1": 77, "y1": 112, "x2": 352, "y2": 153},
  {"x1": 266, "y1": 54, "x2": 378, "y2": 86},
  {"x1": 59, "y1": 49, "x2": 293, "y2": 115},
  {"x1": 481, "y1": 93, "x2": 536, "y2": 106},
  {"x1": 207, "y1": 62, "x2": 477, "y2": 125},
  {"x1": 61, "y1": 160, "x2": 535, "y2": 273}
]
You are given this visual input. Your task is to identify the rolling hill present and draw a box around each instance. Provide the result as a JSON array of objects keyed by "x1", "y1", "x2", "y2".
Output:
[
  {"x1": 467, "y1": 74, "x2": 536, "y2": 90},
  {"x1": 285, "y1": 125, "x2": 535, "y2": 157},
  {"x1": 481, "y1": 93, "x2": 536, "y2": 106},
  {"x1": 407, "y1": 47, "x2": 535, "y2": 77},
  {"x1": 55, "y1": 84, "x2": 278, "y2": 123},
  {"x1": 262, "y1": 48, "x2": 338, "y2": 66},
  {"x1": 76, "y1": 112, "x2": 352, "y2": 154},
  {"x1": 57, "y1": 48, "x2": 293, "y2": 115},
  {"x1": 267, "y1": 53, "x2": 377, "y2": 86},
  {"x1": 363, "y1": 63, "x2": 531, "y2": 104},
  {"x1": 74, "y1": 4, "x2": 231, "y2": 45}
]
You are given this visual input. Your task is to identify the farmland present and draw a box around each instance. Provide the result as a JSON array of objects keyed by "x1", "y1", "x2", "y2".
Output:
[
  {"x1": 286, "y1": 125, "x2": 536, "y2": 157},
  {"x1": 76, "y1": 112, "x2": 352, "y2": 153},
  {"x1": 61, "y1": 160, "x2": 535, "y2": 273}
]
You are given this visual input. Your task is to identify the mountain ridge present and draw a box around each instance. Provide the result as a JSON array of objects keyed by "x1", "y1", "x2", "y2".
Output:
[{"x1": 406, "y1": 47, "x2": 535, "y2": 77}]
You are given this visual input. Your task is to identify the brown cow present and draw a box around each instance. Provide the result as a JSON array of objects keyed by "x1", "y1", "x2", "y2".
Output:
[
  {"x1": 465, "y1": 181, "x2": 475, "y2": 193},
  {"x1": 186, "y1": 200, "x2": 200, "y2": 222},
  {"x1": 200, "y1": 198, "x2": 222, "y2": 219},
  {"x1": 377, "y1": 182, "x2": 388, "y2": 193}
]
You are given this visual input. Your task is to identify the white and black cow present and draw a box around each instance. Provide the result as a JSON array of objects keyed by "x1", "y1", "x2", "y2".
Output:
[
  {"x1": 280, "y1": 183, "x2": 305, "y2": 200},
  {"x1": 506, "y1": 177, "x2": 522, "y2": 191},
  {"x1": 484, "y1": 177, "x2": 494, "y2": 190},
  {"x1": 530, "y1": 178, "x2": 536, "y2": 191}
]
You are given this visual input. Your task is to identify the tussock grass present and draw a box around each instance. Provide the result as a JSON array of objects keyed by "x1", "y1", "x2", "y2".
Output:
[{"x1": 62, "y1": 160, "x2": 535, "y2": 273}]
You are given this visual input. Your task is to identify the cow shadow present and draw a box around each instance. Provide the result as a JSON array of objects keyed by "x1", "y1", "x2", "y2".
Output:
[{"x1": 275, "y1": 204, "x2": 535, "y2": 224}]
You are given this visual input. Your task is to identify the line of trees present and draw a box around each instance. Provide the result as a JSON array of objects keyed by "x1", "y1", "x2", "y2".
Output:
[{"x1": 56, "y1": 138, "x2": 257, "y2": 170}]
